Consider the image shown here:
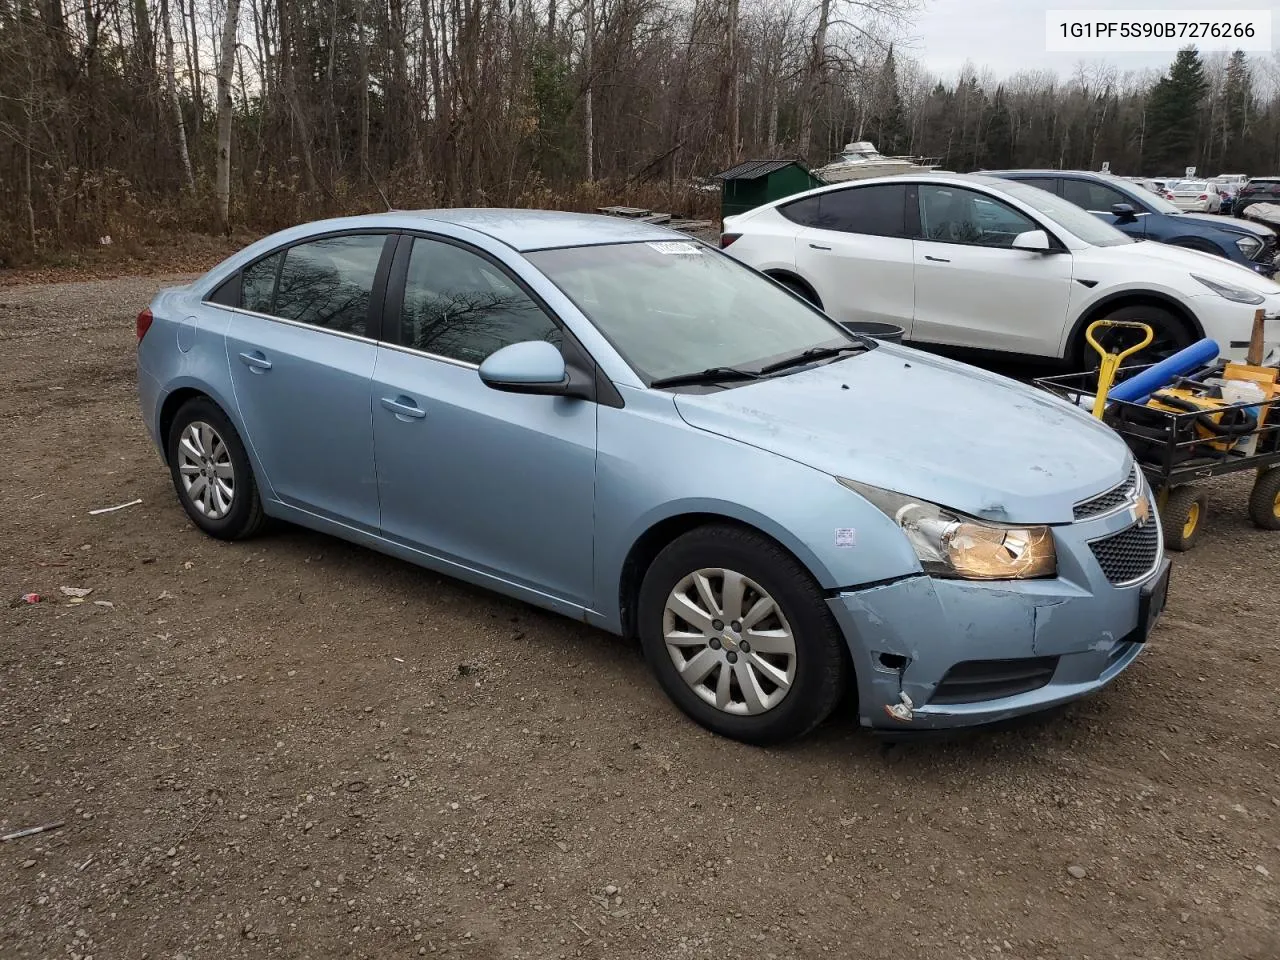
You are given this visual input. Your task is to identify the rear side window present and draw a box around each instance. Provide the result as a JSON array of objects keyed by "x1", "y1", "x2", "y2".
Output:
[
  {"x1": 242, "y1": 253, "x2": 281, "y2": 314},
  {"x1": 778, "y1": 195, "x2": 823, "y2": 226},
  {"x1": 779, "y1": 185, "x2": 907, "y2": 237},
  {"x1": 1008, "y1": 176, "x2": 1060, "y2": 196},
  {"x1": 272, "y1": 235, "x2": 387, "y2": 336}
]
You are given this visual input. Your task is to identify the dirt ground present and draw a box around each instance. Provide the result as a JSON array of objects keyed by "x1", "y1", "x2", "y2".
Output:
[{"x1": 1, "y1": 272, "x2": 1278, "y2": 960}]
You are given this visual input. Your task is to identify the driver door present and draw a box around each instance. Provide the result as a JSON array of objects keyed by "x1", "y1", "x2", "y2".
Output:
[
  {"x1": 910, "y1": 184, "x2": 1074, "y2": 357},
  {"x1": 372, "y1": 235, "x2": 598, "y2": 609}
]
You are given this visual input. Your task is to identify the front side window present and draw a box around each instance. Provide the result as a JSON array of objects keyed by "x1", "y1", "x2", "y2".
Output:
[
  {"x1": 526, "y1": 241, "x2": 853, "y2": 383},
  {"x1": 1062, "y1": 179, "x2": 1130, "y2": 212},
  {"x1": 997, "y1": 180, "x2": 1135, "y2": 247},
  {"x1": 917, "y1": 185, "x2": 1036, "y2": 248},
  {"x1": 399, "y1": 238, "x2": 561, "y2": 365},
  {"x1": 271, "y1": 234, "x2": 387, "y2": 336}
]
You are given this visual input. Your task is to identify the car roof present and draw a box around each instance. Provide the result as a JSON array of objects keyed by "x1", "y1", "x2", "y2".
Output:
[{"x1": 311, "y1": 208, "x2": 685, "y2": 252}]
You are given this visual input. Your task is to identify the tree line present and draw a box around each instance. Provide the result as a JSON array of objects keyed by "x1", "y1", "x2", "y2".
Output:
[{"x1": 2, "y1": 0, "x2": 1278, "y2": 264}]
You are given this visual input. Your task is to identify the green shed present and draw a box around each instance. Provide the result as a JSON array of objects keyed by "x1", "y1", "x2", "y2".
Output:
[{"x1": 713, "y1": 159, "x2": 823, "y2": 220}]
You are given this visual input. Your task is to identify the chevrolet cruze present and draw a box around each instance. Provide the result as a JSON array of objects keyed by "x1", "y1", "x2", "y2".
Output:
[{"x1": 137, "y1": 210, "x2": 1170, "y2": 742}]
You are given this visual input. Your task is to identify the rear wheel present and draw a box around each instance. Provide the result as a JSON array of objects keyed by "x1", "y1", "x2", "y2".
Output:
[
  {"x1": 1247, "y1": 468, "x2": 1280, "y2": 531},
  {"x1": 1161, "y1": 485, "x2": 1207, "y2": 552},
  {"x1": 1079, "y1": 304, "x2": 1194, "y2": 368},
  {"x1": 637, "y1": 524, "x2": 848, "y2": 744},
  {"x1": 167, "y1": 397, "x2": 267, "y2": 540}
]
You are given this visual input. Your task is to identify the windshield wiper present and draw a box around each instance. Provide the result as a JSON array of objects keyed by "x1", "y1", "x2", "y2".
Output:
[
  {"x1": 758, "y1": 343, "x2": 867, "y2": 376},
  {"x1": 649, "y1": 366, "x2": 762, "y2": 388}
]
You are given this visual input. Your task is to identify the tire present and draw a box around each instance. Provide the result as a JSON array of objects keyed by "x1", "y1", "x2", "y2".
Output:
[
  {"x1": 1247, "y1": 468, "x2": 1280, "y2": 531},
  {"x1": 166, "y1": 397, "x2": 267, "y2": 540},
  {"x1": 1079, "y1": 304, "x2": 1194, "y2": 368},
  {"x1": 636, "y1": 524, "x2": 848, "y2": 745},
  {"x1": 769, "y1": 274, "x2": 822, "y2": 309},
  {"x1": 1161, "y1": 485, "x2": 1207, "y2": 552}
]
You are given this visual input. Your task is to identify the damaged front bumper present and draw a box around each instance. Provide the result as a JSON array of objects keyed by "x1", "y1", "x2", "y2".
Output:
[{"x1": 827, "y1": 507, "x2": 1167, "y2": 731}]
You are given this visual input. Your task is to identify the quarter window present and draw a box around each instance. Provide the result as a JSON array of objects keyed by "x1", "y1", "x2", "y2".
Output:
[
  {"x1": 271, "y1": 234, "x2": 387, "y2": 336},
  {"x1": 399, "y1": 238, "x2": 561, "y2": 365},
  {"x1": 917, "y1": 185, "x2": 1037, "y2": 248}
]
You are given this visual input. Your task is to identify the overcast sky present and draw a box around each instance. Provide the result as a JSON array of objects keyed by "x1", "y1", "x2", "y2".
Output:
[{"x1": 907, "y1": 0, "x2": 1278, "y2": 80}]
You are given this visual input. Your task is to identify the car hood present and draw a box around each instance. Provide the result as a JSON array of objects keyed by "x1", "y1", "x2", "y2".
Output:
[
  {"x1": 1094, "y1": 238, "x2": 1280, "y2": 289},
  {"x1": 1177, "y1": 211, "x2": 1274, "y2": 238},
  {"x1": 673, "y1": 345, "x2": 1131, "y2": 525}
]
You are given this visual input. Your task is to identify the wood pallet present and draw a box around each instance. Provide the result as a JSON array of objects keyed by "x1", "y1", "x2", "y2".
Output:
[{"x1": 597, "y1": 206, "x2": 715, "y2": 236}]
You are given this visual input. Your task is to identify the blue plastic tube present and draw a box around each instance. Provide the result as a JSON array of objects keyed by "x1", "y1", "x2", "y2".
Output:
[{"x1": 1107, "y1": 338, "x2": 1220, "y2": 404}]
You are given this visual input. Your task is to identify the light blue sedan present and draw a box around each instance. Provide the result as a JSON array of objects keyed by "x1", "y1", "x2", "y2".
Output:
[{"x1": 136, "y1": 210, "x2": 1171, "y2": 742}]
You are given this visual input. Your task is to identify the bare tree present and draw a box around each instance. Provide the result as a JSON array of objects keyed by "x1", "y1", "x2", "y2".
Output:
[{"x1": 215, "y1": 0, "x2": 241, "y2": 233}]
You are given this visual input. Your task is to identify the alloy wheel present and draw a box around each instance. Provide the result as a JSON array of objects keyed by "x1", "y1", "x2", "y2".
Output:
[
  {"x1": 662, "y1": 568, "x2": 797, "y2": 716},
  {"x1": 177, "y1": 420, "x2": 235, "y2": 520}
]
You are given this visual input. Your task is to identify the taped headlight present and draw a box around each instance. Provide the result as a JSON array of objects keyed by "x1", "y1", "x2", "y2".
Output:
[{"x1": 838, "y1": 478, "x2": 1057, "y2": 580}]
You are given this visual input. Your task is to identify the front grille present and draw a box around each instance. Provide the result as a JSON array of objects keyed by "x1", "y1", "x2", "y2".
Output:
[
  {"x1": 1074, "y1": 465, "x2": 1139, "y2": 520},
  {"x1": 1089, "y1": 515, "x2": 1160, "y2": 585},
  {"x1": 930, "y1": 657, "x2": 1058, "y2": 705}
]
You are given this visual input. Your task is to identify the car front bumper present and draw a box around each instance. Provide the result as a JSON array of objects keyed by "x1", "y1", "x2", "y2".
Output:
[
  {"x1": 828, "y1": 497, "x2": 1168, "y2": 731},
  {"x1": 1191, "y1": 293, "x2": 1280, "y2": 361}
]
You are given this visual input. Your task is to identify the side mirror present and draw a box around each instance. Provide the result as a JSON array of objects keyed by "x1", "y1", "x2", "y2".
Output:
[
  {"x1": 1011, "y1": 229, "x2": 1052, "y2": 253},
  {"x1": 1111, "y1": 202, "x2": 1138, "y2": 222},
  {"x1": 478, "y1": 340, "x2": 569, "y2": 395}
]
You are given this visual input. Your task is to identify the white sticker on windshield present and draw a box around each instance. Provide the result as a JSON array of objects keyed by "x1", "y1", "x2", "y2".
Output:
[
  {"x1": 835, "y1": 528, "x2": 857, "y2": 548},
  {"x1": 647, "y1": 241, "x2": 703, "y2": 255}
]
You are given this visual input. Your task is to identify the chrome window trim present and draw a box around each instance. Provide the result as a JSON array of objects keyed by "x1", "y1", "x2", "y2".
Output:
[
  {"x1": 209, "y1": 304, "x2": 379, "y2": 346},
  {"x1": 377, "y1": 339, "x2": 481, "y2": 371}
]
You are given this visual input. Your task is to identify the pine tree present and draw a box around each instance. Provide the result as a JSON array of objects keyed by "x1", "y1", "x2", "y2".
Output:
[
  {"x1": 1221, "y1": 50, "x2": 1252, "y2": 166},
  {"x1": 1142, "y1": 46, "x2": 1208, "y2": 172},
  {"x1": 870, "y1": 45, "x2": 906, "y2": 155},
  {"x1": 981, "y1": 86, "x2": 1014, "y2": 169}
]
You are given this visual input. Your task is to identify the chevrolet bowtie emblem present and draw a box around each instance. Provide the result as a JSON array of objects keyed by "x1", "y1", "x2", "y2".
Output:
[{"x1": 1134, "y1": 496, "x2": 1151, "y2": 527}]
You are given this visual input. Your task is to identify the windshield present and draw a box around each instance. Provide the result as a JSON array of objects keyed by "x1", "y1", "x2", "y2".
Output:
[
  {"x1": 527, "y1": 241, "x2": 855, "y2": 383},
  {"x1": 997, "y1": 181, "x2": 1135, "y2": 247},
  {"x1": 1129, "y1": 182, "x2": 1182, "y2": 212},
  {"x1": 1178, "y1": 181, "x2": 1209, "y2": 191}
]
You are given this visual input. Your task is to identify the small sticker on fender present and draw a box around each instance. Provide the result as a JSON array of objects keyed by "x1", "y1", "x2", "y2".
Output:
[
  {"x1": 646, "y1": 241, "x2": 703, "y2": 255},
  {"x1": 835, "y1": 527, "x2": 857, "y2": 548}
]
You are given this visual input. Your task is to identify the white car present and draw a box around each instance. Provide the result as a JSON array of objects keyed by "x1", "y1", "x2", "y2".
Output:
[
  {"x1": 1170, "y1": 180, "x2": 1223, "y2": 213},
  {"x1": 721, "y1": 173, "x2": 1280, "y2": 364}
]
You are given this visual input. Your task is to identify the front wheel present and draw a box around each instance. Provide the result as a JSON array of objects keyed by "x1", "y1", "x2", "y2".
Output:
[
  {"x1": 1079, "y1": 304, "x2": 1194, "y2": 367},
  {"x1": 637, "y1": 524, "x2": 848, "y2": 744},
  {"x1": 1248, "y1": 468, "x2": 1280, "y2": 531},
  {"x1": 1162, "y1": 485, "x2": 1207, "y2": 552}
]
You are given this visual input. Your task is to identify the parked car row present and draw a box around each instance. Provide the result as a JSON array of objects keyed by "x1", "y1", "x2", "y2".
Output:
[
  {"x1": 723, "y1": 172, "x2": 1280, "y2": 366},
  {"x1": 138, "y1": 207, "x2": 1178, "y2": 744}
]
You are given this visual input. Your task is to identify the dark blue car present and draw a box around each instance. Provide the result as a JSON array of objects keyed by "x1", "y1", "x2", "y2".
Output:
[{"x1": 987, "y1": 170, "x2": 1277, "y2": 278}]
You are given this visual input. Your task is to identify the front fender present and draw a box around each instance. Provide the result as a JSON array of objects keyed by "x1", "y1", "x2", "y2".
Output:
[{"x1": 591, "y1": 389, "x2": 922, "y2": 633}]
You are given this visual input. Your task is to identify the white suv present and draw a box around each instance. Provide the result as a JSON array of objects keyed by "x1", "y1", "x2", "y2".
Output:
[{"x1": 722, "y1": 173, "x2": 1280, "y2": 364}]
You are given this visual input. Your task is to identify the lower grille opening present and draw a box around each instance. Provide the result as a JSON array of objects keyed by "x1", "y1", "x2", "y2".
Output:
[{"x1": 929, "y1": 657, "x2": 1059, "y2": 705}]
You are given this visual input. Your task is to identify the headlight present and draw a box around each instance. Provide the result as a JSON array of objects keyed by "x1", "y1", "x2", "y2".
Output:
[
  {"x1": 838, "y1": 479, "x2": 1057, "y2": 580},
  {"x1": 1193, "y1": 273, "x2": 1266, "y2": 305},
  {"x1": 1236, "y1": 236, "x2": 1263, "y2": 259}
]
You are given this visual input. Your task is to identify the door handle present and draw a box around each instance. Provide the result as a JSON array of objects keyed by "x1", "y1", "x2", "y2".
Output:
[
  {"x1": 924, "y1": 255, "x2": 951, "y2": 263},
  {"x1": 238, "y1": 350, "x2": 272, "y2": 372},
  {"x1": 381, "y1": 396, "x2": 427, "y2": 421},
  {"x1": 808, "y1": 243, "x2": 832, "y2": 250}
]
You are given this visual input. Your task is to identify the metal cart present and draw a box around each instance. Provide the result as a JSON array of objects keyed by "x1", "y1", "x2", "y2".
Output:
[{"x1": 1034, "y1": 363, "x2": 1280, "y2": 551}]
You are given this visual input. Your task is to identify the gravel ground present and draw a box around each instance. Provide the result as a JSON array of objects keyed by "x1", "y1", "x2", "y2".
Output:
[{"x1": 1, "y1": 273, "x2": 1278, "y2": 960}]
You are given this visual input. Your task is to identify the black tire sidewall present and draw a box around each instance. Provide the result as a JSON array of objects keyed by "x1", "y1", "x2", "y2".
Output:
[
  {"x1": 637, "y1": 527, "x2": 847, "y2": 744},
  {"x1": 1081, "y1": 304, "x2": 1192, "y2": 367},
  {"x1": 166, "y1": 398, "x2": 260, "y2": 539}
]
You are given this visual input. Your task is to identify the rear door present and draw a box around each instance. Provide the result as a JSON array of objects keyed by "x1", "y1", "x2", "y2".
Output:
[
  {"x1": 223, "y1": 232, "x2": 393, "y2": 531},
  {"x1": 788, "y1": 183, "x2": 915, "y2": 332},
  {"x1": 910, "y1": 184, "x2": 1073, "y2": 357}
]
